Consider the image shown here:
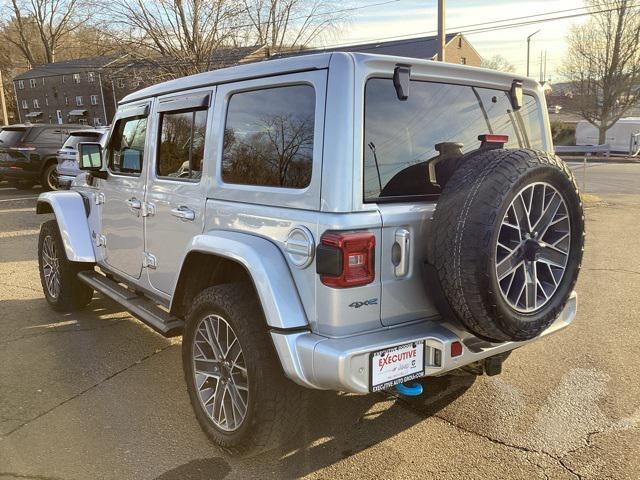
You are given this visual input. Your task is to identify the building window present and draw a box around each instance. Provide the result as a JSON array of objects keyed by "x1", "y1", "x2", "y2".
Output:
[
  {"x1": 17, "y1": 80, "x2": 24, "y2": 90},
  {"x1": 88, "y1": 72, "x2": 95, "y2": 83},
  {"x1": 458, "y1": 36, "x2": 463, "y2": 48},
  {"x1": 117, "y1": 78, "x2": 125, "y2": 88},
  {"x1": 94, "y1": 118, "x2": 103, "y2": 126},
  {"x1": 76, "y1": 96, "x2": 84, "y2": 106},
  {"x1": 64, "y1": 96, "x2": 69, "y2": 106},
  {"x1": 90, "y1": 95, "x2": 98, "y2": 105},
  {"x1": 21, "y1": 99, "x2": 28, "y2": 109},
  {"x1": 73, "y1": 73, "x2": 81, "y2": 84},
  {"x1": 62, "y1": 75, "x2": 66, "y2": 83},
  {"x1": 45, "y1": 96, "x2": 49, "y2": 106},
  {"x1": 459, "y1": 57, "x2": 467, "y2": 65},
  {"x1": 29, "y1": 79, "x2": 37, "y2": 88},
  {"x1": 33, "y1": 99, "x2": 40, "y2": 109},
  {"x1": 42, "y1": 78, "x2": 45, "y2": 86}
]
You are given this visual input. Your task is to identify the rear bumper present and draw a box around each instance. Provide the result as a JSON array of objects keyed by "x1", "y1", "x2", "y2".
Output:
[{"x1": 271, "y1": 291, "x2": 577, "y2": 393}]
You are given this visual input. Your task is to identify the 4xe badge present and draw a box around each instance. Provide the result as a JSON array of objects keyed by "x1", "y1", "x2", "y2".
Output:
[{"x1": 349, "y1": 298, "x2": 378, "y2": 309}]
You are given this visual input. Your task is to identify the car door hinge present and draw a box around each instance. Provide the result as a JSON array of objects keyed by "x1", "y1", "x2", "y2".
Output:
[
  {"x1": 143, "y1": 252, "x2": 157, "y2": 269},
  {"x1": 95, "y1": 192, "x2": 105, "y2": 205},
  {"x1": 93, "y1": 232, "x2": 106, "y2": 247},
  {"x1": 141, "y1": 202, "x2": 156, "y2": 217}
]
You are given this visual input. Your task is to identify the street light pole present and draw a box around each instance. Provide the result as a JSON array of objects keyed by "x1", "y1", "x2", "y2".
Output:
[
  {"x1": 437, "y1": 0, "x2": 445, "y2": 62},
  {"x1": 526, "y1": 29, "x2": 540, "y2": 77}
]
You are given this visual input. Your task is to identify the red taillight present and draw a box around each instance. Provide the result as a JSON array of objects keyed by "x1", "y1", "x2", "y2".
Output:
[
  {"x1": 450, "y1": 341, "x2": 463, "y2": 357},
  {"x1": 318, "y1": 231, "x2": 375, "y2": 288},
  {"x1": 478, "y1": 134, "x2": 509, "y2": 144}
]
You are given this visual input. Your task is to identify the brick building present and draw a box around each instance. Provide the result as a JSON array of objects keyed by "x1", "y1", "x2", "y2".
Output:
[{"x1": 12, "y1": 47, "x2": 263, "y2": 126}]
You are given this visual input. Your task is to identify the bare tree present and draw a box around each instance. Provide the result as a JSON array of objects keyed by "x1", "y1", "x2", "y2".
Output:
[
  {"x1": 481, "y1": 54, "x2": 515, "y2": 73},
  {"x1": 563, "y1": 0, "x2": 640, "y2": 143},
  {"x1": 1, "y1": 0, "x2": 92, "y2": 65},
  {"x1": 114, "y1": 0, "x2": 244, "y2": 77},
  {"x1": 241, "y1": 0, "x2": 344, "y2": 55}
]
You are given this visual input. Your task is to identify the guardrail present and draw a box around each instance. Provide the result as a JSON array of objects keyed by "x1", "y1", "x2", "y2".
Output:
[
  {"x1": 554, "y1": 144, "x2": 611, "y2": 156},
  {"x1": 554, "y1": 144, "x2": 611, "y2": 193}
]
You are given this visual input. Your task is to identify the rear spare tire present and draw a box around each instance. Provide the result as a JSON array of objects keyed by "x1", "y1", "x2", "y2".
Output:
[{"x1": 429, "y1": 148, "x2": 584, "y2": 342}]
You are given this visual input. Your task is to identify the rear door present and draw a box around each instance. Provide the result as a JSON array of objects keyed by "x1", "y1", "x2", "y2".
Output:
[
  {"x1": 144, "y1": 88, "x2": 213, "y2": 294},
  {"x1": 363, "y1": 78, "x2": 546, "y2": 326}
]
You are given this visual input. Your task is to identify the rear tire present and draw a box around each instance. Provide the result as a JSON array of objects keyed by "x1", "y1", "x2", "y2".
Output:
[
  {"x1": 41, "y1": 162, "x2": 58, "y2": 191},
  {"x1": 429, "y1": 149, "x2": 584, "y2": 342},
  {"x1": 38, "y1": 220, "x2": 94, "y2": 311},
  {"x1": 182, "y1": 283, "x2": 306, "y2": 456}
]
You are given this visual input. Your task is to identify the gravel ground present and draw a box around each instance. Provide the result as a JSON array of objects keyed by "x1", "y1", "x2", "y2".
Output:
[{"x1": 0, "y1": 168, "x2": 638, "y2": 479}]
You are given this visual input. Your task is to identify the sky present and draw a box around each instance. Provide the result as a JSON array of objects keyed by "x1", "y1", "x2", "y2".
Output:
[{"x1": 315, "y1": 0, "x2": 589, "y2": 81}]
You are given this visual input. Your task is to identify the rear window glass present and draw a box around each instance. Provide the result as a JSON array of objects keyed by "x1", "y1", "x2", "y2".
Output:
[
  {"x1": 363, "y1": 78, "x2": 545, "y2": 202},
  {"x1": 0, "y1": 129, "x2": 25, "y2": 147},
  {"x1": 222, "y1": 84, "x2": 315, "y2": 189},
  {"x1": 62, "y1": 132, "x2": 101, "y2": 150}
]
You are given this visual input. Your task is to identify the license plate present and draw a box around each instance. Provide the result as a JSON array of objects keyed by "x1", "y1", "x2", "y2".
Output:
[{"x1": 370, "y1": 341, "x2": 425, "y2": 392}]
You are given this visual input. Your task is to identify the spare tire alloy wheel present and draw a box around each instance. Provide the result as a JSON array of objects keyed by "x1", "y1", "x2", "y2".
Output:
[
  {"x1": 496, "y1": 182, "x2": 570, "y2": 313},
  {"x1": 430, "y1": 149, "x2": 584, "y2": 343},
  {"x1": 192, "y1": 314, "x2": 249, "y2": 432}
]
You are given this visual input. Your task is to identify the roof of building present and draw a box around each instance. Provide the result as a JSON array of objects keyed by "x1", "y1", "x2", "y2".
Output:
[
  {"x1": 278, "y1": 33, "x2": 462, "y2": 60},
  {"x1": 13, "y1": 46, "x2": 263, "y2": 81},
  {"x1": 14, "y1": 57, "x2": 115, "y2": 80}
]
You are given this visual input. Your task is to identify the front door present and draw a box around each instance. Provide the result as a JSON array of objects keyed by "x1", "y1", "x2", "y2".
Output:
[
  {"x1": 99, "y1": 102, "x2": 150, "y2": 279},
  {"x1": 144, "y1": 89, "x2": 213, "y2": 294}
]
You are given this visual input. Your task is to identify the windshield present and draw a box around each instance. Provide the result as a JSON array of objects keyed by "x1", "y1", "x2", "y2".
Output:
[
  {"x1": 62, "y1": 132, "x2": 102, "y2": 150},
  {"x1": 0, "y1": 128, "x2": 26, "y2": 147},
  {"x1": 363, "y1": 78, "x2": 545, "y2": 201}
]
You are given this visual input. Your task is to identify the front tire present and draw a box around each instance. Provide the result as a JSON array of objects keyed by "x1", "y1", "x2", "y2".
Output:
[
  {"x1": 38, "y1": 220, "x2": 94, "y2": 311},
  {"x1": 182, "y1": 283, "x2": 306, "y2": 456}
]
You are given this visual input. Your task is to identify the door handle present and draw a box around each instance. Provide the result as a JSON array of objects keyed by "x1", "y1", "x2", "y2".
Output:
[
  {"x1": 393, "y1": 228, "x2": 410, "y2": 278},
  {"x1": 171, "y1": 206, "x2": 196, "y2": 221},
  {"x1": 126, "y1": 198, "x2": 142, "y2": 210}
]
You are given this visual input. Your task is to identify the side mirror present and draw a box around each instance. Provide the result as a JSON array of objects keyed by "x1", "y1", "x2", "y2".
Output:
[{"x1": 78, "y1": 142, "x2": 107, "y2": 179}]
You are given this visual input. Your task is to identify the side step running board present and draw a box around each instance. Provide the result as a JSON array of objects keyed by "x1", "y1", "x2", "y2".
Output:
[{"x1": 78, "y1": 270, "x2": 184, "y2": 337}]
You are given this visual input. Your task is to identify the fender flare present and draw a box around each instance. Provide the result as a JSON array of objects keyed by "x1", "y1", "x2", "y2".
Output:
[
  {"x1": 177, "y1": 230, "x2": 309, "y2": 330},
  {"x1": 36, "y1": 191, "x2": 95, "y2": 263}
]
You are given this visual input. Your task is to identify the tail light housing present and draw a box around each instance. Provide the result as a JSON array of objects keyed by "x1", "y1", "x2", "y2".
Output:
[{"x1": 317, "y1": 231, "x2": 375, "y2": 288}]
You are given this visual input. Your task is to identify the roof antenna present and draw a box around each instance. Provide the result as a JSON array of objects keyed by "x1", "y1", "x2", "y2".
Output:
[{"x1": 367, "y1": 142, "x2": 383, "y2": 193}]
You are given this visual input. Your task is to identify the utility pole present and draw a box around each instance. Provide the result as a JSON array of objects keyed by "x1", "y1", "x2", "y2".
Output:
[
  {"x1": 543, "y1": 50, "x2": 547, "y2": 82},
  {"x1": 437, "y1": 0, "x2": 445, "y2": 62},
  {"x1": 526, "y1": 30, "x2": 540, "y2": 77},
  {"x1": 0, "y1": 70, "x2": 8, "y2": 126}
]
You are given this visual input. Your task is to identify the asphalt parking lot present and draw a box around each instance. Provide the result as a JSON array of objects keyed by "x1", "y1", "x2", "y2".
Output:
[{"x1": 0, "y1": 163, "x2": 638, "y2": 480}]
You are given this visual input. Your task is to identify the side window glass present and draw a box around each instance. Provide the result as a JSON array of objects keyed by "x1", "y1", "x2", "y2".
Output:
[
  {"x1": 222, "y1": 84, "x2": 315, "y2": 189},
  {"x1": 109, "y1": 116, "x2": 147, "y2": 175},
  {"x1": 157, "y1": 109, "x2": 207, "y2": 180}
]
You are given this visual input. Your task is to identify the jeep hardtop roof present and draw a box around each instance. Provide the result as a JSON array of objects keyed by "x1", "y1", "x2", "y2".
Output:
[{"x1": 121, "y1": 52, "x2": 542, "y2": 105}]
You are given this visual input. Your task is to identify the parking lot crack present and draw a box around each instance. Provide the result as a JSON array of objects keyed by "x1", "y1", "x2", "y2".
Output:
[
  {"x1": 2, "y1": 343, "x2": 173, "y2": 437},
  {"x1": 0, "y1": 320, "x2": 128, "y2": 347},
  {"x1": 0, "y1": 473, "x2": 66, "y2": 480}
]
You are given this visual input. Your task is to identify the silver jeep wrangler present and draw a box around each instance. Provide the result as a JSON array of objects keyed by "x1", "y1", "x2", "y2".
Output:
[{"x1": 36, "y1": 53, "x2": 584, "y2": 455}]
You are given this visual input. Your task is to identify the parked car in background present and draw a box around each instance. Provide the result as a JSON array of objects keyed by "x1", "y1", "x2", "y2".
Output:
[
  {"x1": 56, "y1": 127, "x2": 109, "y2": 189},
  {"x1": 0, "y1": 123, "x2": 86, "y2": 190}
]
